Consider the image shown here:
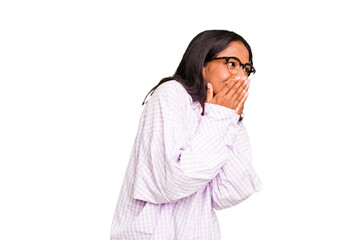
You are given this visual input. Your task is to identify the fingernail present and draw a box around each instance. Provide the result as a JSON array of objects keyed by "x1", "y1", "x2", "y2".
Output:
[
  {"x1": 234, "y1": 76, "x2": 241, "y2": 80},
  {"x1": 242, "y1": 76, "x2": 247, "y2": 81}
]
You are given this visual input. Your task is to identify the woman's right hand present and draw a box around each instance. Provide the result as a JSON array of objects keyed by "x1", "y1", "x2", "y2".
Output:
[{"x1": 205, "y1": 78, "x2": 250, "y2": 115}]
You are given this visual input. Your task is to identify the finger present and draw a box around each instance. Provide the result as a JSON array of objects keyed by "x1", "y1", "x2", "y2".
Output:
[
  {"x1": 215, "y1": 79, "x2": 238, "y2": 98},
  {"x1": 227, "y1": 78, "x2": 247, "y2": 101},
  {"x1": 236, "y1": 104, "x2": 244, "y2": 116},
  {"x1": 234, "y1": 79, "x2": 250, "y2": 103},
  {"x1": 235, "y1": 92, "x2": 249, "y2": 114},
  {"x1": 235, "y1": 92, "x2": 245, "y2": 114},
  {"x1": 205, "y1": 83, "x2": 213, "y2": 103}
]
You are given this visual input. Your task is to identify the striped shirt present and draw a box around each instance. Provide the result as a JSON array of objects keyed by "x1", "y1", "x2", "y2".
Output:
[{"x1": 111, "y1": 80, "x2": 261, "y2": 239}]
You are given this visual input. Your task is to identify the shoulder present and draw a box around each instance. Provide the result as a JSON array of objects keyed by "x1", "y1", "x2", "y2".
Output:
[
  {"x1": 150, "y1": 80, "x2": 192, "y2": 106},
  {"x1": 155, "y1": 80, "x2": 189, "y2": 98}
]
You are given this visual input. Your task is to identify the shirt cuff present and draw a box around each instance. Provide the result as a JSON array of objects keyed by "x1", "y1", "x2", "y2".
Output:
[{"x1": 204, "y1": 102, "x2": 241, "y2": 124}]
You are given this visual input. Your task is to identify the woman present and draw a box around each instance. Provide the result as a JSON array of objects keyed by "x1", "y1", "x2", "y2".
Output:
[{"x1": 111, "y1": 30, "x2": 261, "y2": 240}]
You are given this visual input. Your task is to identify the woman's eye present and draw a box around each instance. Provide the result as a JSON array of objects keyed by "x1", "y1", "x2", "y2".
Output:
[
  {"x1": 243, "y1": 66, "x2": 251, "y2": 73},
  {"x1": 227, "y1": 61, "x2": 236, "y2": 67}
]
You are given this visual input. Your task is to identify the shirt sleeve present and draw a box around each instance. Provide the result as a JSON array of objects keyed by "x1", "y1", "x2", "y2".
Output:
[
  {"x1": 210, "y1": 121, "x2": 261, "y2": 210},
  {"x1": 131, "y1": 81, "x2": 240, "y2": 204}
]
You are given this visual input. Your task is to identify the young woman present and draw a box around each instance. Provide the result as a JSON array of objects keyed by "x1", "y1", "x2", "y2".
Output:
[{"x1": 111, "y1": 29, "x2": 261, "y2": 240}]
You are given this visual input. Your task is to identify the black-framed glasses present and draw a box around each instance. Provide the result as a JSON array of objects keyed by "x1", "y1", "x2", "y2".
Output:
[{"x1": 208, "y1": 56, "x2": 256, "y2": 77}]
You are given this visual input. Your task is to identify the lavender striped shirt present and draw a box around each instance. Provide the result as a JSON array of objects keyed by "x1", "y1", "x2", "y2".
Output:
[{"x1": 111, "y1": 80, "x2": 261, "y2": 239}]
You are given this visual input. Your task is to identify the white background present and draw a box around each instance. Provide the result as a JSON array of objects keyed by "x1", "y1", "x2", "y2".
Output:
[{"x1": 1, "y1": 0, "x2": 359, "y2": 239}]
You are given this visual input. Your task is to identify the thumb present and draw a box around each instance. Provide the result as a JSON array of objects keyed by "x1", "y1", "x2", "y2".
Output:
[{"x1": 206, "y1": 83, "x2": 213, "y2": 103}]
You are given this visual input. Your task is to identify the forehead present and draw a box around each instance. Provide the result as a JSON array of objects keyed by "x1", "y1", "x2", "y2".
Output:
[{"x1": 217, "y1": 41, "x2": 249, "y2": 63}]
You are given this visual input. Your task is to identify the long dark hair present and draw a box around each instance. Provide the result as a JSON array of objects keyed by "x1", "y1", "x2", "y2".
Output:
[{"x1": 141, "y1": 29, "x2": 254, "y2": 107}]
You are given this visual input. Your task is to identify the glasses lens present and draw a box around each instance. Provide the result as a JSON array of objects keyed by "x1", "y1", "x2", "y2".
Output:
[
  {"x1": 227, "y1": 58, "x2": 240, "y2": 75},
  {"x1": 244, "y1": 65, "x2": 252, "y2": 76}
]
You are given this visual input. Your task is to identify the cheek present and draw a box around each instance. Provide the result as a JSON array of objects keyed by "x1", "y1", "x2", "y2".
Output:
[
  {"x1": 214, "y1": 72, "x2": 232, "y2": 89},
  {"x1": 205, "y1": 66, "x2": 232, "y2": 93},
  {"x1": 211, "y1": 70, "x2": 230, "y2": 83},
  {"x1": 221, "y1": 71, "x2": 232, "y2": 81}
]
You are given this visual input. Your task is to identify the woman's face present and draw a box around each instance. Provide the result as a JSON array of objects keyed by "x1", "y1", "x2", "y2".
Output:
[{"x1": 202, "y1": 41, "x2": 250, "y2": 95}]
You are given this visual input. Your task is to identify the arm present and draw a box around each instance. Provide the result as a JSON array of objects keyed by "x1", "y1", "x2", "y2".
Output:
[
  {"x1": 210, "y1": 121, "x2": 261, "y2": 210},
  {"x1": 132, "y1": 81, "x2": 240, "y2": 204}
]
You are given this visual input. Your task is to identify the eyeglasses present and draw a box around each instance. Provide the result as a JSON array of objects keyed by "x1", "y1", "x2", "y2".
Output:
[{"x1": 208, "y1": 56, "x2": 256, "y2": 77}]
